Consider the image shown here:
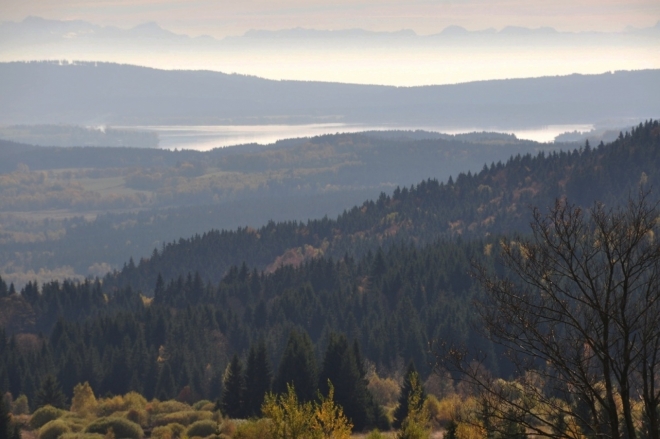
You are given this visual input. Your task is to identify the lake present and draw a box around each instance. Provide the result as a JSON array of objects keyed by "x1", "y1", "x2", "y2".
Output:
[{"x1": 128, "y1": 123, "x2": 594, "y2": 151}]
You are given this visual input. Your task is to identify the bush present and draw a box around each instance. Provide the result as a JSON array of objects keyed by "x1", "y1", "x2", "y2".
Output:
[
  {"x1": 96, "y1": 393, "x2": 147, "y2": 417},
  {"x1": 60, "y1": 414, "x2": 89, "y2": 432},
  {"x1": 365, "y1": 430, "x2": 387, "y2": 439},
  {"x1": 70, "y1": 383, "x2": 98, "y2": 416},
  {"x1": 192, "y1": 400, "x2": 214, "y2": 411},
  {"x1": 233, "y1": 419, "x2": 274, "y2": 439},
  {"x1": 152, "y1": 410, "x2": 213, "y2": 427},
  {"x1": 151, "y1": 425, "x2": 174, "y2": 439},
  {"x1": 122, "y1": 393, "x2": 147, "y2": 412},
  {"x1": 84, "y1": 416, "x2": 144, "y2": 439},
  {"x1": 38, "y1": 419, "x2": 71, "y2": 439},
  {"x1": 167, "y1": 423, "x2": 186, "y2": 438},
  {"x1": 151, "y1": 423, "x2": 186, "y2": 439},
  {"x1": 60, "y1": 434, "x2": 105, "y2": 439},
  {"x1": 30, "y1": 405, "x2": 65, "y2": 429},
  {"x1": 125, "y1": 409, "x2": 148, "y2": 427},
  {"x1": 186, "y1": 419, "x2": 218, "y2": 438},
  {"x1": 96, "y1": 396, "x2": 125, "y2": 417},
  {"x1": 147, "y1": 400, "x2": 191, "y2": 416},
  {"x1": 425, "y1": 395, "x2": 460, "y2": 429},
  {"x1": 368, "y1": 374, "x2": 401, "y2": 407},
  {"x1": 13, "y1": 394, "x2": 30, "y2": 415}
]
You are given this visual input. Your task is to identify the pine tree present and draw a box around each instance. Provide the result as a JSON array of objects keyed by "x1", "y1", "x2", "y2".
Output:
[
  {"x1": 393, "y1": 362, "x2": 426, "y2": 429},
  {"x1": 35, "y1": 375, "x2": 66, "y2": 409},
  {"x1": 220, "y1": 354, "x2": 246, "y2": 419},
  {"x1": 273, "y1": 330, "x2": 317, "y2": 403},
  {"x1": 244, "y1": 340, "x2": 272, "y2": 417}
]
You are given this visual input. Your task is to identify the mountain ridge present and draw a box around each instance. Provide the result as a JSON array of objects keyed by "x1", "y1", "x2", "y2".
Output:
[{"x1": 4, "y1": 16, "x2": 660, "y2": 42}]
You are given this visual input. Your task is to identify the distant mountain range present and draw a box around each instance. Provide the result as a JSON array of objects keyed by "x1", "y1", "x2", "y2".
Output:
[
  {"x1": 2, "y1": 16, "x2": 659, "y2": 44},
  {"x1": 0, "y1": 61, "x2": 658, "y2": 127},
  {"x1": 1, "y1": 16, "x2": 658, "y2": 86}
]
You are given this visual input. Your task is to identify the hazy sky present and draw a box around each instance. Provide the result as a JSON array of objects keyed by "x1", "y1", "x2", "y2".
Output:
[{"x1": 2, "y1": 0, "x2": 660, "y2": 37}]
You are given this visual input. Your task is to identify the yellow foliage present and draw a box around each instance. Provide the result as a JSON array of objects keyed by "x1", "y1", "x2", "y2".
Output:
[
  {"x1": 233, "y1": 418, "x2": 274, "y2": 439},
  {"x1": 425, "y1": 394, "x2": 462, "y2": 428},
  {"x1": 39, "y1": 419, "x2": 72, "y2": 439},
  {"x1": 262, "y1": 385, "x2": 315, "y2": 439},
  {"x1": 166, "y1": 422, "x2": 186, "y2": 439},
  {"x1": 397, "y1": 374, "x2": 430, "y2": 439},
  {"x1": 147, "y1": 399, "x2": 191, "y2": 416},
  {"x1": 122, "y1": 392, "x2": 147, "y2": 411},
  {"x1": 151, "y1": 410, "x2": 213, "y2": 427},
  {"x1": 96, "y1": 391, "x2": 147, "y2": 417},
  {"x1": 311, "y1": 384, "x2": 353, "y2": 439},
  {"x1": 96, "y1": 396, "x2": 125, "y2": 417},
  {"x1": 368, "y1": 373, "x2": 400, "y2": 407},
  {"x1": 455, "y1": 422, "x2": 485, "y2": 439},
  {"x1": 150, "y1": 426, "x2": 174, "y2": 439},
  {"x1": 71, "y1": 382, "x2": 98, "y2": 416},
  {"x1": 262, "y1": 382, "x2": 353, "y2": 439}
]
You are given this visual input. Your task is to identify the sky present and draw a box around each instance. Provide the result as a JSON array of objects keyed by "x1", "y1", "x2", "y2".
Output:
[{"x1": 2, "y1": 0, "x2": 660, "y2": 38}]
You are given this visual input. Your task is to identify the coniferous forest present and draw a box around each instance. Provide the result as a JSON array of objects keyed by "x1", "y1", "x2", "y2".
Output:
[{"x1": 2, "y1": 120, "x2": 660, "y2": 439}]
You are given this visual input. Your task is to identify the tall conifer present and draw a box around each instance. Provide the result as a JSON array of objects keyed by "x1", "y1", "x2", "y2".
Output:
[
  {"x1": 220, "y1": 354, "x2": 246, "y2": 419},
  {"x1": 273, "y1": 330, "x2": 317, "y2": 403},
  {"x1": 35, "y1": 375, "x2": 66, "y2": 409},
  {"x1": 318, "y1": 334, "x2": 388, "y2": 431},
  {"x1": 244, "y1": 340, "x2": 272, "y2": 417}
]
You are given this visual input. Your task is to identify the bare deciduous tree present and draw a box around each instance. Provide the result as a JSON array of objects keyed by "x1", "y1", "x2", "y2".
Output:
[{"x1": 438, "y1": 192, "x2": 660, "y2": 439}]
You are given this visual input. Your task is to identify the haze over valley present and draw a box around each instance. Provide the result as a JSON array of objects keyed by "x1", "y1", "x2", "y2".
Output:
[{"x1": 1, "y1": 2, "x2": 660, "y2": 438}]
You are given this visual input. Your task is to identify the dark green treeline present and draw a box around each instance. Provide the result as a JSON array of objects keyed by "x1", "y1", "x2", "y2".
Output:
[{"x1": 0, "y1": 237, "x2": 499, "y2": 411}]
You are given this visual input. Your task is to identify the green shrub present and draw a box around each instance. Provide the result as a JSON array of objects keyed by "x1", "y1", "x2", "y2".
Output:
[
  {"x1": 186, "y1": 419, "x2": 218, "y2": 438},
  {"x1": 38, "y1": 419, "x2": 71, "y2": 439},
  {"x1": 30, "y1": 405, "x2": 65, "y2": 430},
  {"x1": 84, "y1": 416, "x2": 144, "y2": 439},
  {"x1": 152, "y1": 410, "x2": 213, "y2": 427}
]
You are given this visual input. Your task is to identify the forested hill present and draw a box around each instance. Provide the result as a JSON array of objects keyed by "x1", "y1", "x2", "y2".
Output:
[
  {"x1": 2, "y1": 61, "x2": 659, "y2": 126},
  {"x1": 104, "y1": 120, "x2": 660, "y2": 293},
  {"x1": 1, "y1": 121, "x2": 659, "y2": 411}
]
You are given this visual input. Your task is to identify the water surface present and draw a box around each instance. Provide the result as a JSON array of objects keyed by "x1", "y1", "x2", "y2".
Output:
[{"x1": 128, "y1": 123, "x2": 594, "y2": 151}]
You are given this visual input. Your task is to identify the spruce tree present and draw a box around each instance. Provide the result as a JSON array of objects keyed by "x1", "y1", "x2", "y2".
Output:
[
  {"x1": 155, "y1": 362, "x2": 176, "y2": 401},
  {"x1": 273, "y1": 330, "x2": 317, "y2": 403},
  {"x1": 0, "y1": 396, "x2": 11, "y2": 439},
  {"x1": 244, "y1": 340, "x2": 272, "y2": 417},
  {"x1": 220, "y1": 354, "x2": 246, "y2": 419},
  {"x1": 393, "y1": 362, "x2": 426, "y2": 429},
  {"x1": 318, "y1": 334, "x2": 387, "y2": 431},
  {"x1": 35, "y1": 375, "x2": 66, "y2": 409}
]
